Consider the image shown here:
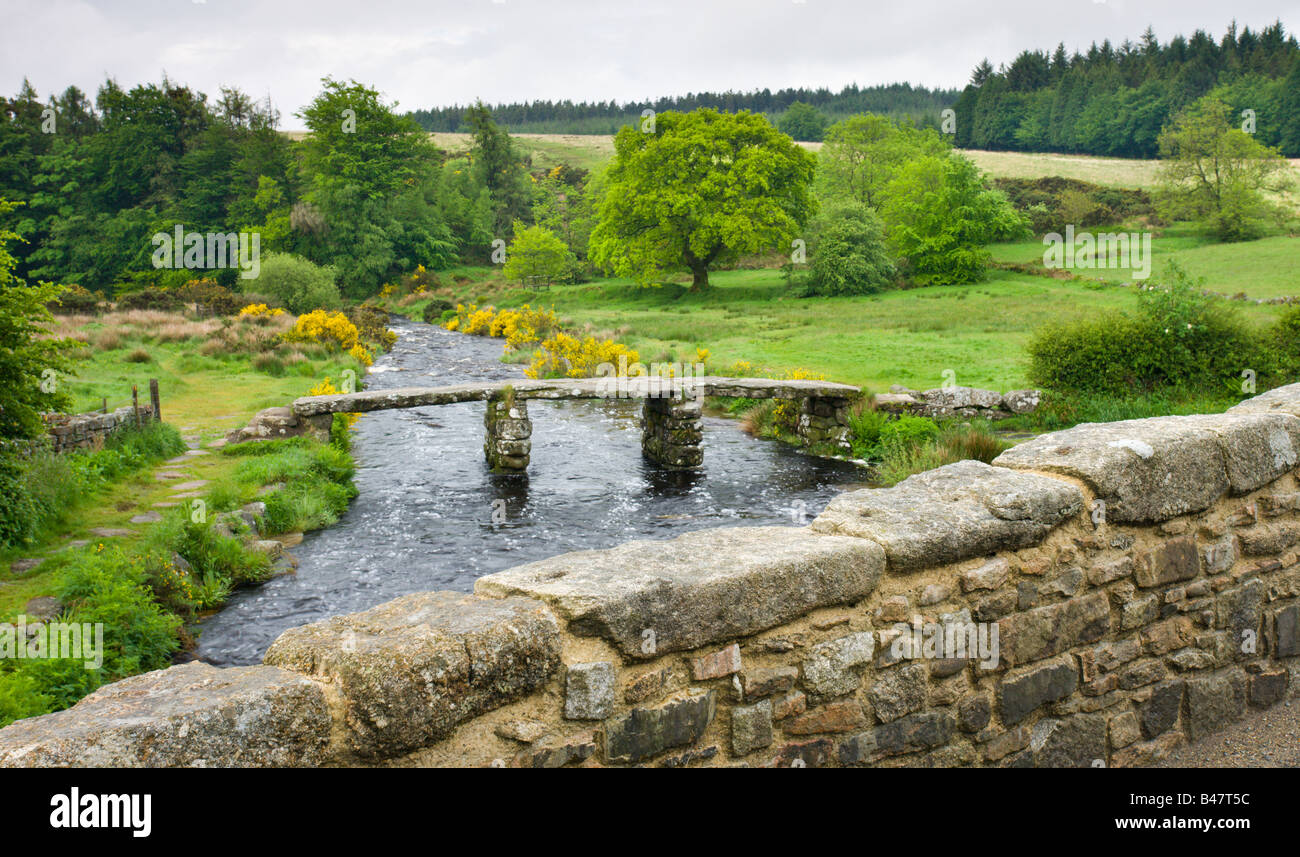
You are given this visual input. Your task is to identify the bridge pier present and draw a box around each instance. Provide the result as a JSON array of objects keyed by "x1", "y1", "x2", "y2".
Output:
[
  {"x1": 484, "y1": 395, "x2": 532, "y2": 471},
  {"x1": 642, "y1": 396, "x2": 703, "y2": 469},
  {"x1": 798, "y1": 396, "x2": 853, "y2": 451}
]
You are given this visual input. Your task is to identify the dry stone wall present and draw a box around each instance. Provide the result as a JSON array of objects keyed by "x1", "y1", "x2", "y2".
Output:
[
  {"x1": 43, "y1": 405, "x2": 155, "y2": 453},
  {"x1": 5, "y1": 384, "x2": 1300, "y2": 768}
]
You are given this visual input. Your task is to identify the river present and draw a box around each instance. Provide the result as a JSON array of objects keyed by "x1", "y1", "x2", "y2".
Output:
[{"x1": 196, "y1": 316, "x2": 865, "y2": 664}]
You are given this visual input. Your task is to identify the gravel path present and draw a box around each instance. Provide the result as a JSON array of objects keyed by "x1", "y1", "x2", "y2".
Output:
[{"x1": 1157, "y1": 697, "x2": 1300, "y2": 767}]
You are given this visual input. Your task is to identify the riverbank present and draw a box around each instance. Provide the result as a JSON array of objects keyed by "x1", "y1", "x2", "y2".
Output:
[{"x1": 0, "y1": 307, "x2": 377, "y2": 726}]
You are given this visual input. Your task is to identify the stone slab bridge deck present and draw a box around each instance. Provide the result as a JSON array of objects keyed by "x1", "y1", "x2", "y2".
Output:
[{"x1": 293, "y1": 376, "x2": 863, "y2": 471}]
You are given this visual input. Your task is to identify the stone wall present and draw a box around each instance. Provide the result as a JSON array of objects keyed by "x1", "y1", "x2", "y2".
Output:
[
  {"x1": 641, "y1": 395, "x2": 704, "y2": 469},
  {"x1": 43, "y1": 405, "x2": 155, "y2": 453},
  {"x1": 5, "y1": 384, "x2": 1300, "y2": 768}
]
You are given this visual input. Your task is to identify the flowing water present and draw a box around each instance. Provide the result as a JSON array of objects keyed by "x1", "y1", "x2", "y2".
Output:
[{"x1": 197, "y1": 316, "x2": 866, "y2": 665}]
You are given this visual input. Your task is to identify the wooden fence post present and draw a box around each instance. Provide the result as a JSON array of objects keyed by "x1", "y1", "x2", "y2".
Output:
[
  {"x1": 149, "y1": 378, "x2": 161, "y2": 423},
  {"x1": 132, "y1": 385, "x2": 140, "y2": 426}
]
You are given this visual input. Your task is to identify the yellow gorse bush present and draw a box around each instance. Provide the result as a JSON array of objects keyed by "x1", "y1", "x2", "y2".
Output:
[
  {"x1": 348, "y1": 344, "x2": 374, "y2": 366},
  {"x1": 525, "y1": 333, "x2": 639, "y2": 379},
  {"x1": 444, "y1": 303, "x2": 559, "y2": 351},
  {"x1": 283, "y1": 310, "x2": 360, "y2": 350},
  {"x1": 239, "y1": 303, "x2": 285, "y2": 317}
]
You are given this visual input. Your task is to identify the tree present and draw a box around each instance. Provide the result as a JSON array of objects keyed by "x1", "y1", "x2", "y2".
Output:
[
  {"x1": 502, "y1": 223, "x2": 573, "y2": 282},
  {"x1": 804, "y1": 202, "x2": 896, "y2": 296},
  {"x1": 777, "y1": 102, "x2": 829, "y2": 142},
  {"x1": 1156, "y1": 97, "x2": 1293, "y2": 241},
  {"x1": 464, "y1": 102, "x2": 532, "y2": 237},
  {"x1": 589, "y1": 109, "x2": 816, "y2": 289},
  {"x1": 817, "y1": 114, "x2": 949, "y2": 208},
  {"x1": 0, "y1": 201, "x2": 75, "y2": 441},
  {"x1": 879, "y1": 155, "x2": 1027, "y2": 285},
  {"x1": 297, "y1": 79, "x2": 455, "y2": 295}
]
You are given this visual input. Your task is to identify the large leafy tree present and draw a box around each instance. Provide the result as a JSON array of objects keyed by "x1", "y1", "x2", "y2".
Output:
[
  {"x1": 879, "y1": 155, "x2": 1027, "y2": 285},
  {"x1": 590, "y1": 108, "x2": 816, "y2": 289},
  {"x1": 297, "y1": 79, "x2": 455, "y2": 295},
  {"x1": 1156, "y1": 97, "x2": 1293, "y2": 241}
]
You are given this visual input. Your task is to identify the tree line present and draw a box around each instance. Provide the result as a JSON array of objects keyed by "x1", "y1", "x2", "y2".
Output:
[
  {"x1": 951, "y1": 21, "x2": 1300, "y2": 157},
  {"x1": 0, "y1": 77, "x2": 542, "y2": 298},
  {"x1": 407, "y1": 82, "x2": 959, "y2": 135}
]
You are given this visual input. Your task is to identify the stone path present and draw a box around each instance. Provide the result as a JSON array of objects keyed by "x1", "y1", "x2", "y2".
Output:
[{"x1": 8, "y1": 432, "x2": 220, "y2": 578}]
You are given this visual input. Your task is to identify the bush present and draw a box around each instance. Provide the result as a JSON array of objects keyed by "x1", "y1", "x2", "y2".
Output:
[
  {"x1": 249, "y1": 253, "x2": 341, "y2": 314},
  {"x1": 422, "y1": 299, "x2": 453, "y2": 323},
  {"x1": 114, "y1": 287, "x2": 181, "y2": 311},
  {"x1": 1028, "y1": 263, "x2": 1264, "y2": 395},
  {"x1": 50, "y1": 284, "x2": 104, "y2": 314},
  {"x1": 803, "y1": 202, "x2": 896, "y2": 296},
  {"x1": 282, "y1": 309, "x2": 360, "y2": 350},
  {"x1": 176, "y1": 278, "x2": 242, "y2": 315},
  {"x1": 346, "y1": 305, "x2": 397, "y2": 351},
  {"x1": 1270, "y1": 304, "x2": 1300, "y2": 378}
]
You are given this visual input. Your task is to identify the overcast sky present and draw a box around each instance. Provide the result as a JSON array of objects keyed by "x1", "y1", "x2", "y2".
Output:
[{"x1": 4, "y1": 0, "x2": 1298, "y2": 129}]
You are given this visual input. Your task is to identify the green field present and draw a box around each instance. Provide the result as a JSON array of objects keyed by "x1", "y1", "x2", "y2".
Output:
[{"x1": 989, "y1": 226, "x2": 1300, "y2": 299}]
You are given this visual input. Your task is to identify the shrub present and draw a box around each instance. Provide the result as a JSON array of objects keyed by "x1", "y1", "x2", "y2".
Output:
[
  {"x1": 114, "y1": 288, "x2": 180, "y2": 311},
  {"x1": 803, "y1": 202, "x2": 896, "y2": 296},
  {"x1": 524, "y1": 332, "x2": 639, "y2": 379},
  {"x1": 239, "y1": 303, "x2": 285, "y2": 318},
  {"x1": 249, "y1": 253, "x2": 341, "y2": 314},
  {"x1": 1271, "y1": 304, "x2": 1300, "y2": 377},
  {"x1": 176, "y1": 279, "x2": 242, "y2": 315},
  {"x1": 1028, "y1": 263, "x2": 1263, "y2": 395},
  {"x1": 50, "y1": 284, "x2": 104, "y2": 314},
  {"x1": 422, "y1": 299, "x2": 453, "y2": 323},
  {"x1": 125, "y1": 347, "x2": 152, "y2": 363},
  {"x1": 345, "y1": 305, "x2": 397, "y2": 351},
  {"x1": 878, "y1": 415, "x2": 940, "y2": 455},
  {"x1": 283, "y1": 310, "x2": 360, "y2": 351}
]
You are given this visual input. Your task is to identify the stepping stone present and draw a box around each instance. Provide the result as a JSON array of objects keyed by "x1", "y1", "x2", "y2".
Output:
[
  {"x1": 184, "y1": 449, "x2": 210, "y2": 457},
  {"x1": 61, "y1": 540, "x2": 90, "y2": 551},
  {"x1": 170, "y1": 491, "x2": 203, "y2": 499},
  {"x1": 164, "y1": 456, "x2": 191, "y2": 465},
  {"x1": 207, "y1": 439, "x2": 228, "y2": 449},
  {"x1": 10, "y1": 558, "x2": 43, "y2": 574},
  {"x1": 88, "y1": 527, "x2": 137, "y2": 538},
  {"x1": 170, "y1": 480, "x2": 209, "y2": 491},
  {"x1": 24, "y1": 596, "x2": 62, "y2": 621},
  {"x1": 152, "y1": 501, "x2": 181, "y2": 509},
  {"x1": 155, "y1": 471, "x2": 190, "y2": 481},
  {"x1": 130, "y1": 512, "x2": 163, "y2": 524}
]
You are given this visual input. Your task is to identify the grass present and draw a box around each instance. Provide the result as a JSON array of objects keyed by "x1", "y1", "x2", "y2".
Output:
[
  {"x1": 989, "y1": 223, "x2": 1300, "y2": 299},
  {"x1": 1, "y1": 309, "x2": 372, "y2": 621}
]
